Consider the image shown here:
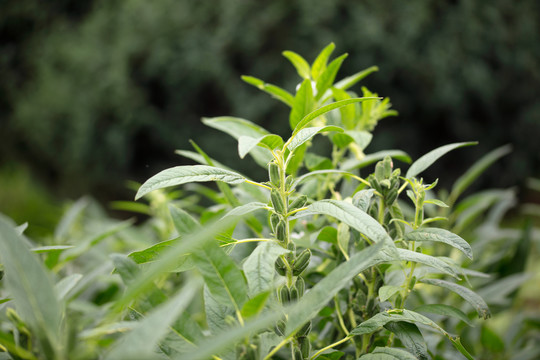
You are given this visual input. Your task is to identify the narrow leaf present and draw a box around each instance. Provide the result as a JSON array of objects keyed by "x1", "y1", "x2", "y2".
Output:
[
  {"x1": 169, "y1": 204, "x2": 200, "y2": 235},
  {"x1": 406, "y1": 142, "x2": 477, "y2": 179},
  {"x1": 421, "y1": 278, "x2": 491, "y2": 319},
  {"x1": 334, "y1": 66, "x2": 379, "y2": 90},
  {"x1": 398, "y1": 248, "x2": 459, "y2": 278},
  {"x1": 238, "y1": 134, "x2": 283, "y2": 159},
  {"x1": 289, "y1": 79, "x2": 314, "y2": 129},
  {"x1": 136, "y1": 165, "x2": 245, "y2": 200},
  {"x1": 287, "y1": 126, "x2": 343, "y2": 152},
  {"x1": 359, "y1": 347, "x2": 418, "y2": 360},
  {"x1": 282, "y1": 50, "x2": 311, "y2": 79},
  {"x1": 240, "y1": 291, "x2": 270, "y2": 319},
  {"x1": 311, "y1": 42, "x2": 335, "y2": 80},
  {"x1": 384, "y1": 322, "x2": 429, "y2": 360},
  {"x1": 351, "y1": 309, "x2": 447, "y2": 336},
  {"x1": 293, "y1": 98, "x2": 380, "y2": 135},
  {"x1": 105, "y1": 280, "x2": 200, "y2": 360},
  {"x1": 414, "y1": 304, "x2": 473, "y2": 326},
  {"x1": 341, "y1": 150, "x2": 411, "y2": 171},
  {"x1": 0, "y1": 218, "x2": 62, "y2": 357},
  {"x1": 316, "y1": 53, "x2": 348, "y2": 100},
  {"x1": 192, "y1": 240, "x2": 248, "y2": 311},
  {"x1": 379, "y1": 285, "x2": 401, "y2": 302},
  {"x1": 405, "y1": 228, "x2": 473, "y2": 260},
  {"x1": 55, "y1": 274, "x2": 83, "y2": 301},
  {"x1": 241, "y1": 75, "x2": 294, "y2": 106}
]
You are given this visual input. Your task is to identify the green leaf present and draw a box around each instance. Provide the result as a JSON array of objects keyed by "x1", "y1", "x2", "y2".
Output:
[
  {"x1": 0, "y1": 217, "x2": 63, "y2": 358},
  {"x1": 406, "y1": 142, "x2": 477, "y2": 179},
  {"x1": 384, "y1": 322, "x2": 429, "y2": 360},
  {"x1": 282, "y1": 50, "x2": 311, "y2": 79},
  {"x1": 378, "y1": 285, "x2": 401, "y2": 302},
  {"x1": 136, "y1": 165, "x2": 246, "y2": 200},
  {"x1": 202, "y1": 116, "x2": 273, "y2": 167},
  {"x1": 331, "y1": 87, "x2": 356, "y2": 129},
  {"x1": 414, "y1": 304, "x2": 473, "y2": 326},
  {"x1": 293, "y1": 98, "x2": 379, "y2": 135},
  {"x1": 169, "y1": 204, "x2": 201, "y2": 235},
  {"x1": 305, "y1": 200, "x2": 395, "y2": 246},
  {"x1": 421, "y1": 278, "x2": 491, "y2": 319},
  {"x1": 404, "y1": 228, "x2": 473, "y2": 260},
  {"x1": 128, "y1": 238, "x2": 194, "y2": 273},
  {"x1": 31, "y1": 245, "x2": 75, "y2": 253},
  {"x1": 424, "y1": 199, "x2": 449, "y2": 207},
  {"x1": 353, "y1": 189, "x2": 375, "y2": 212},
  {"x1": 240, "y1": 291, "x2": 270, "y2": 319},
  {"x1": 238, "y1": 134, "x2": 284, "y2": 159},
  {"x1": 334, "y1": 65, "x2": 379, "y2": 90},
  {"x1": 241, "y1": 75, "x2": 295, "y2": 106},
  {"x1": 359, "y1": 347, "x2": 418, "y2": 360},
  {"x1": 55, "y1": 273, "x2": 82, "y2": 301},
  {"x1": 481, "y1": 325, "x2": 505, "y2": 353},
  {"x1": 286, "y1": 241, "x2": 391, "y2": 335},
  {"x1": 311, "y1": 42, "x2": 335, "y2": 80},
  {"x1": 398, "y1": 248, "x2": 460, "y2": 278},
  {"x1": 341, "y1": 150, "x2": 411, "y2": 171},
  {"x1": 104, "y1": 279, "x2": 200, "y2": 360},
  {"x1": 350, "y1": 309, "x2": 447, "y2": 336},
  {"x1": 289, "y1": 79, "x2": 315, "y2": 129},
  {"x1": 287, "y1": 126, "x2": 344, "y2": 152},
  {"x1": 175, "y1": 150, "x2": 232, "y2": 171},
  {"x1": 54, "y1": 197, "x2": 88, "y2": 241},
  {"x1": 449, "y1": 144, "x2": 512, "y2": 204},
  {"x1": 223, "y1": 202, "x2": 268, "y2": 219},
  {"x1": 242, "y1": 242, "x2": 288, "y2": 296},
  {"x1": 316, "y1": 53, "x2": 348, "y2": 100},
  {"x1": 192, "y1": 240, "x2": 248, "y2": 311},
  {"x1": 203, "y1": 286, "x2": 235, "y2": 335}
]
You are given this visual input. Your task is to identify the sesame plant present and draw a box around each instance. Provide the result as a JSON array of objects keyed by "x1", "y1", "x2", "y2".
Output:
[{"x1": 0, "y1": 43, "x2": 537, "y2": 360}]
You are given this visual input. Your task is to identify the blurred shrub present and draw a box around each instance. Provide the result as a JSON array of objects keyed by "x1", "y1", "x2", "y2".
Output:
[{"x1": 1, "y1": 0, "x2": 539, "y2": 198}]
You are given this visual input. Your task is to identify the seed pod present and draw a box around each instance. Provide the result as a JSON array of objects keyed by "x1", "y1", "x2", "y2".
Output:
[
  {"x1": 294, "y1": 348, "x2": 303, "y2": 360},
  {"x1": 298, "y1": 321, "x2": 312, "y2": 337},
  {"x1": 275, "y1": 221, "x2": 287, "y2": 243},
  {"x1": 375, "y1": 161, "x2": 385, "y2": 181},
  {"x1": 289, "y1": 195, "x2": 308, "y2": 211},
  {"x1": 274, "y1": 319, "x2": 286, "y2": 336},
  {"x1": 269, "y1": 162, "x2": 281, "y2": 187},
  {"x1": 385, "y1": 188, "x2": 398, "y2": 205},
  {"x1": 295, "y1": 277, "x2": 305, "y2": 297},
  {"x1": 274, "y1": 256, "x2": 287, "y2": 276},
  {"x1": 290, "y1": 286, "x2": 299, "y2": 302},
  {"x1": 293, "y1": 249, "x2": 311, "y2": 276},
  {"x1": 271, "y1": 190, "x2": 286, "y2": 214},
  {"x1": 279, "y1": 285, "x2": 291, "y2": 304},
  {"x1": 287, "y1": 242, "x2": 296, "y2": 252},
  {"x1": 299, "y1": 337, "x2": 311, "y2": 359},
  {"x1": 270, "y1": 213, "x2": 280, "y2": 231},
  {"x1": 383, "y1": 155, "x2": 393, "y2": 178},
  {"x1": 408, "y1": 276, "x2": 417, "y2": 291},
  {"x1": 369, "y1": 176, "x2": 382, "y2": 193},
  {"x1": 285, "y1": 175, "x2": 294, "y2": 190}
]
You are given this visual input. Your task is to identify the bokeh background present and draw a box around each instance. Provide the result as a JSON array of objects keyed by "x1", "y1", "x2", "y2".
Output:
[{"x1": 1, "y1": 0, "x2": 539, "y2": 234}]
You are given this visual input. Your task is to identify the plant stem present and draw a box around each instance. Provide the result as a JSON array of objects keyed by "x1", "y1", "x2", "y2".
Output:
[{"x1": 310, "y1": 336, "x2": 351, "y2": 359}]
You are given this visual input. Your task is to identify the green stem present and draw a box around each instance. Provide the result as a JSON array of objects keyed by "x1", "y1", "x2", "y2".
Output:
[{"x1": 310, "y1": 336, "x2": 351, "y2": 359}]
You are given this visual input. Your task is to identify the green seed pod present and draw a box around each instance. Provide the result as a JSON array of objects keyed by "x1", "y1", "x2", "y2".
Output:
[
  {"x1": 279, "y1": 285, "x2": 291, "y2": 304},
  {"x1": 385, "y1": 188, "x2": 398, "y2": 205},
  {"x1": 383, "y1": 155, "x2": 393, "y2": 178},
  {"x1": 369, "y1": 175, "x2": 382, "y2": 193},
  {"x1": 287, "y1": 241, "x2": 296, "y2": 252},
  {"x1": 294, "y1": 348, "x2": 303, "y2": 360},
  {"x1": 293, "y1": 249, "x2": 311, "y2": 276},
  {"x1": 269, "y1": 162, "x2": 281, "y2": 187},
  {"x1": 270, "y1": 213, "x2": 280, "y2": 231},
  {"x1": 271, "y1": 190, "x2": 286, "y2": 214},
  {"x1": 275, "y1": 221, "x2": 287, "y2": 243},
  {"x1": 289, "y1": 195, "x2": 308, "y2": 211},
  {"x1": 298, "y1": 321, "x2": 312, "y2": 337},
  {"x1": 408, "y1": 276, "x2": 417, "y2": 291},
  {"x1": 274, "y1": 256, "x2": 288, "y2": 276},
  {"x1": 299, "y1": 337, "x2": 311, "y2": 359},
  {"x1": 290, "y1": 286, "x2": 299, "y2": 302},
  {"x1": 295, "y1": 277, "x2": 305, "y2": 297},
  {"x1": 375, "y1": 161, "x2": 386, "y2": 181},
  {"x1": 274, "y1": 319, "x2": 286, "y2": 336}
]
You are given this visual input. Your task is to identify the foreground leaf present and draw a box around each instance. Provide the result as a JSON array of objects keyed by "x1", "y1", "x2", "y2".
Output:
[
  {"x1": 397, "y1": 248, "x2": 460, "y2": 278},
  {"x1": 406, "y1": 142, "x2": 477, "y2": 179},
  {"x1": 404, "y1": 228, "x2": 473, "y2": 259},
  {"x1": 287, "y1": 126, "x2": 344, "y2": 153},
  {"x1": 242, "y1": 242, "x2": 288, "y2": 296},
  {"x1": 358, "y1": 346, "x2": 418, "y2": 360},
  {"x1": 238, "y1": 134, "x2": 284, "y2": 159},
  {"x1": 385, "y1": 322, "x2": 428, "y2": 360},
  {"x1": 136, "y1": 165, "x2": 245, "y2": 200},
  {"x1": 0, "y1": 217, "x2": 63, "y2": 358},
  {"x1": 414, "y1": 304, "x2": 473, "y2": 326}
]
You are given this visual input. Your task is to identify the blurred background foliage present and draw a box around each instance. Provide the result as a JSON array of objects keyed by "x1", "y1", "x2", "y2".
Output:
[{"x1": 1, "y1": 0, "x2": 539, "y2": 231}]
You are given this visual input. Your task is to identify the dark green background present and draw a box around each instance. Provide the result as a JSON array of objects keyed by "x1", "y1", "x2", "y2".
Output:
[{"x1": 1, "y1": 0, "x2": 539, "y2": 204}]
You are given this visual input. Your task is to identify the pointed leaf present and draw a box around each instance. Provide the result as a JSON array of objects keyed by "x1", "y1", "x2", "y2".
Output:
[
  {"x1": 242, "y1": 242, "x2": 287, "y2": 296},
  {"x1": 55, "y1": 274, "x2": 83, "y2": 301},
  {"x1": 311, "y1": 42, "x2": 335, "y2": 80},
  {"x1": 289, "y1": 79, "x2": 314, "y2": 129},
  {"x1": 223, "y1": 202, "x2": 268, "y2": 219},
  {"x1": 0, "y1": 218, "x2": 62, "y2": 356},
  {"x1": 240, "y1": 291, "x2": 270, "y2": 319},
  {"x1": 316, "y1": 53, "x2": 348, "y2": 100},
  {"x1": 241, "y1": 75, "x2": 294, "y2": 106},
  {"x1": 331, "y1": 87, "x2": 356, "y2": 129},
  {"x1": 406, "y1": 142, "x2": 477, "y2": 179},
  {"x1": 379, "y1": 285, "x2": 401, "y2": 302},
  {"x1": 359, "y1": 347, "x2": 418, "y2": 360},
  {"x1": 293, "y1": 98, "x2": 380, "y2": 135},
  {"x1": 105, "y1": 280, "x2": 200, "y2": 360},
  {"x1": 405, "y1": 228, "x2": 473, "y2": 260},
  {"x1": 287, "y1": 126, "x2": 343, "y2": 152},
  {"x1": 175, "y1": 150, "x2": 231, "y2": 171},
  {"x1": 238, "y1": 134, "x2": 283, "y2": 159},
  {"x1": 341, "y1": 150, "x2": 411, "y2": 171},
  {"x1": 282, "y1": 50, "x2": 311, "y2": 79},
  {"x1": 414, "y1": 304, "x2": 473, "y2": 326},
  {"x1": 397, "y1": 248, "x2": 460, "y2": 278},
  {"x1": 136, "y1": 165, "x2": 245, "y2": 200},
  {"x1": 334, "y1": 66, "x2": 379, "y2": 90},
  {"x1": 384, "y1": 322, "x2": 429, "y2": 360},
  {"x1": 192, "y1": 241, "x2": 248, "y2": 311},
  {"x1": 351, "y1": 309, "x2": 447, "y2": 336},
  {"x1": 353, "y1": 189, "x2": 375, "y2": 212},
  {"x1": 169, "y1": 204, "x2": 200, "y2": 235},
  {"x1": 421, "y1": 278, "x2": 491, "y2": 319}
]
